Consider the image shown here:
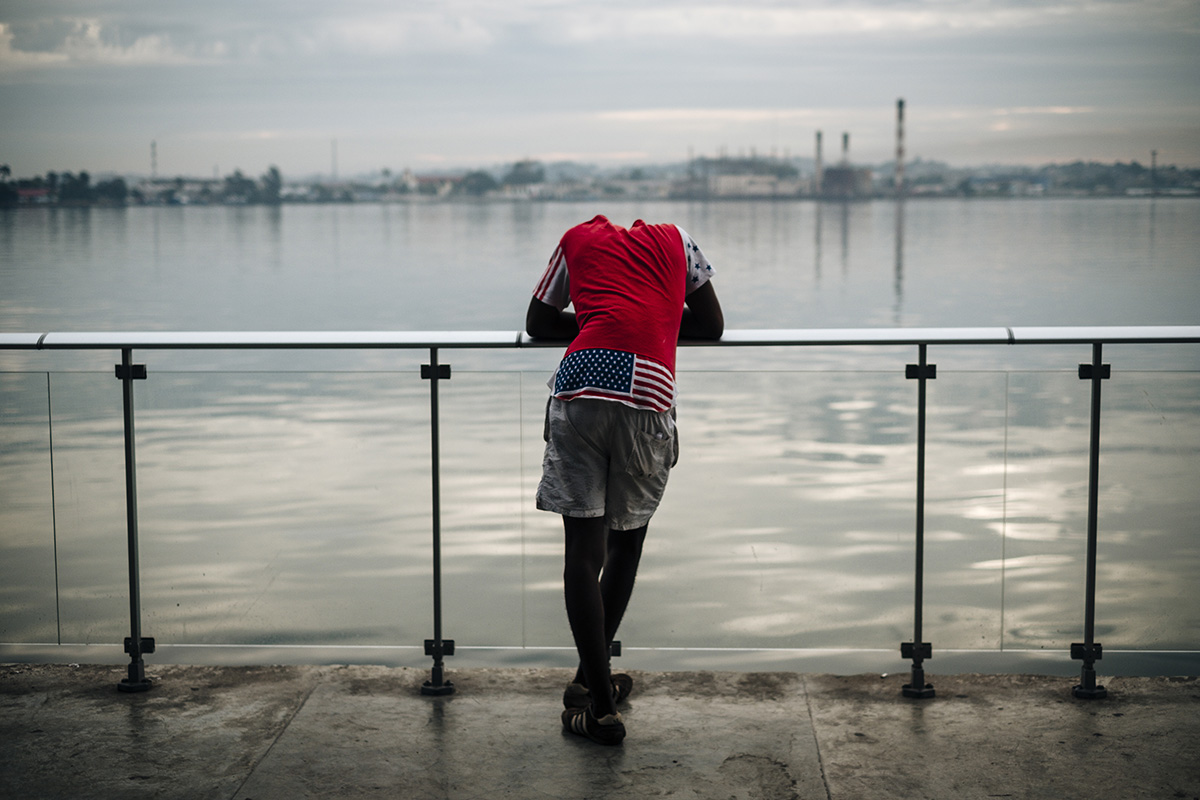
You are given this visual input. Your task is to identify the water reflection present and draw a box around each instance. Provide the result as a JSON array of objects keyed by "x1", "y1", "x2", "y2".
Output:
[
  {"x1": 813, "y1": 202, "x2": 822, "y2": 284},
  {"x1": 266, "y1": 204, "x2": 283, "y2": 272},
  {"x1": 839, "y1": 201, "x2": 850, "y2": 276},
  {"x1": 894, "y1": 199, "x2": 905, "y2": 323}
]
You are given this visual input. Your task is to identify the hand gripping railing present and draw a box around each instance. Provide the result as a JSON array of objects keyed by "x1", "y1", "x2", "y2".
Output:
[{"x1": 3, "y1": 325, "x2": 1199, "y2": 698}]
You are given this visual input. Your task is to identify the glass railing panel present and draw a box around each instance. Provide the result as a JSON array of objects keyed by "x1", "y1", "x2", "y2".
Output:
[
  {"x1": 0, "y1": 372, "x2": 58, "y2": 644},
  {"x1": 920, "y1": 371, "x2": 1008, "y2": 650},
  {"x1": 518, "y1": 373, "x2": 575, "y2": 651},
  {"x1": 1091, "y1": 371, "x2": 1200, "y2": 651},
  {"x1": 44, "y1": 371, "x2": 130, "y2": 644},
  {"x1": 128, "y1": 370, "x2": 435, "y2": 648},
  {"x1": 1000, "y1": 370, "x2": 1112, "y2": 653},
  {"x1": 436, "y1": 371, "x2": 527, "y2": 648}
]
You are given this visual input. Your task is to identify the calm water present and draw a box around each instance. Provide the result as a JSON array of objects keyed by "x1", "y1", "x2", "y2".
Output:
[
  {"x1": 3, "y1": 198, "x2": 1199, "y2": 335},
  {"x1": 1, "y1": 199, "x2": 1198, "y2": 674}
]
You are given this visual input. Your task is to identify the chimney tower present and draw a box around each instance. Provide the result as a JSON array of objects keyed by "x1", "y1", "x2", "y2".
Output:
[{"x1": 841, "y1": 132, "x2": 850, "y2": 165}]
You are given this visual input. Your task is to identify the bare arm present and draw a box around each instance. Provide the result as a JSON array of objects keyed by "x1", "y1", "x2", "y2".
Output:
[
  {"x1": 679, "y1": 281, "x2": 724, "y2": 340},
  {"x1": 525, "y1": 296, "x2": 578, "y2": 340}
]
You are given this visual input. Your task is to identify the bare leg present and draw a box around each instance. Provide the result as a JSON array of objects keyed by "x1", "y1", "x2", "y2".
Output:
[
  {"x1": 563, "y1": 515, "x2": 621, "y2": 717},
  {"x1": 569, "y1": 524, "x2": 648, "y2": 689}
]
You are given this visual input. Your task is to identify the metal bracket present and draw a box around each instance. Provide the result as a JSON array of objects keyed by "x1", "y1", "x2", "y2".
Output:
[
  {"x1": 903, "y1": 678, "x2": 936, "y2": 699},
  {"x1": 1078, "y1": 363, "x2": 1111, "y2": 380},
  {"x1": 905, "y1": 364, "x2": 936, "y2": 380},
  {"x1": 118, "y1": 676, "x2": 153, "y2": 693},
  {"x1": 421, "y1": 364, "x2": 451, "y2": 380},
  {"x1": 901, "y1": 643, "x2": 934, "y2": 698},
  {"x1": 124, "y1": 636, "x2": 156, "y2": 655},
  {"x1": 901, "y1": 642, "x2": 932, "y2": 660},
  {"x1": 424, "y1": 639, "x2": 455, "y2": 657},
  {"x1": 115, "y1": 363, "x2": 147, "y2": 381},
  {"x1": 1070, "y1": 642, "x2": 1103, "y2": 662},
  {"x1": 610, "y1": 640, "x2": 621, "y2": 658}
]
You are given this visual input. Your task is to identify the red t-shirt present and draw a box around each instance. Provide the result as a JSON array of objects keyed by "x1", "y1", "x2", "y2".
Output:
[{"x1": 533, "y1": 215, "x2": 714, "y2": 411}]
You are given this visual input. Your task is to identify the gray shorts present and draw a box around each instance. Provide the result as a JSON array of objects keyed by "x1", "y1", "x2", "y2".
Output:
[{"x1": 536, "y1": 397, "x2": 678, "y2": 531}]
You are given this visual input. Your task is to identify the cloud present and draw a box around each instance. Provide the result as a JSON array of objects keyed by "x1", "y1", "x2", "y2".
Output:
[
  {"x1": 594, "y1": 109, "x2": 813, "y2": 124},
  {"x1": 552, "y1": 4, "x2": 1023, "y2": 41},
  {"x1": 322, "y1": 11, "x2": 497, "y2": 54},
  {"x1": 0, "y1": 3, "x2": 522, "y2": 68},
  {"x1": 997, "y1": 106, "x2": 1097, "y2": 116},
  {"x1": 0, "y1": 24, "x2": 66, "y2": 69},
  {"x1": 0, "y1": 19, "x2": 215, "y2": 70},
  {"x1": 4, "y1": 0, "x2": 1189, "y2": 68},
  {"x1": 2, "y1": 0, "x2": 1196, "y2": 172},
  {"x1": 2, "y1": 1, "x2": 1195, "y2": 80},
  {"x1": 542, "y1": 0, "x2": 1190, "y2": 41}
]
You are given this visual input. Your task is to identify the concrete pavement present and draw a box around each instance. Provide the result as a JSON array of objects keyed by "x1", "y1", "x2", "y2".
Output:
[{"x1": 2, "y1": 664, "x2": 1197, "y2": 799}]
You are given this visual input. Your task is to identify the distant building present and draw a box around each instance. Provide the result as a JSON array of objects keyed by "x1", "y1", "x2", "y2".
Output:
[
  {"x1": 416, "y1": 174, "x2": 461, "y2": 197},
  {"x1": 601, "y1": 178, "x2": 671, "y2": 199},
  {"x1": 17, "y1": 187, "x2": 53, "y2": 205},
  {"x1": 709, "y1": 174, "x2": 802, "y2": 198},
  {"x1": 670, "y1": 155, "x2": 805, "y2": 199},
  {"x1": 819, "y1": 166, "x2": 872, "y2": 200},
  {"x1": 133, "y1": 178, "x2": 221, "y2": 205}
]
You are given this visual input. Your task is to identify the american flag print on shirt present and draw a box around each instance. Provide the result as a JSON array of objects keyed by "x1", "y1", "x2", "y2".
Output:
[{"x1": 553, "y1": 348, "x2": 676, "y2": 412}]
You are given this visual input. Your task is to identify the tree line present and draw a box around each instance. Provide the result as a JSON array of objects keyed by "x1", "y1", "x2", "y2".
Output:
[
  {"x1": 0, "y1": 166, "x2": 131, "y2": 207},
  {"x1": 0, "y1": 164, "x2": 283, "y2": 208}
]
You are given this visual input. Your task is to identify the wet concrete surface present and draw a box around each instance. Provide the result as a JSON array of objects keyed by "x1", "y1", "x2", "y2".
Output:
[{"x1": 2, "y1": 664, "x2": 1197, "y2": 799}]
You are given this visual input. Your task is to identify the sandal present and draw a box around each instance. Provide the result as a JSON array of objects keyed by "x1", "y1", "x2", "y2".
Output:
[
  {"x1": 562, "y1": 673, "x2": 633, "y2": 710},
  {"x1": 561, "y1": 706, "x2": 626, "y2": 745}
]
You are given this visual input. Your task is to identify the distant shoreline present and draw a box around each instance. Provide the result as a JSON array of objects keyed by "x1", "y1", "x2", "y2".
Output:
[{"x1": 3, "y1": 192, "x2": 1198, "y2": 211}]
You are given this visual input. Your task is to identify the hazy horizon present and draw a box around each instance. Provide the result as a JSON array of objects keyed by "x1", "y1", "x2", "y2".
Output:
[{"x1": 9, "y1": 152, "x2": 1196, "y2": 187}]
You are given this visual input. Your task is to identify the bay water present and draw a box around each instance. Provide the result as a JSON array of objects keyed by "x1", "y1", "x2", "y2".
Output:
[{"x1": 2, "y1": 199, "x2": 1198, "y2": 675}]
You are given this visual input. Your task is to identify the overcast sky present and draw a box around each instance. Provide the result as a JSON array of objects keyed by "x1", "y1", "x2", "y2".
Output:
[{"x1": 2, "y1": 0, "x2": 1198, "y2": 179}]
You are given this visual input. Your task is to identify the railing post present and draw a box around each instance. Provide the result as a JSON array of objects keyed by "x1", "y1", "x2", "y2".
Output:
[
  {"x1": 902, "y1": 343, "x2": 936, "y2": 698},
  {"x1": 421, "y1": 347, "x2": 455, "y2": 696},
  {"x1": 116, "y1": 348, "x2": 154, "y2": 692},
  {"x1": 1072, "y1": 343, "x2": 1109, "y2": 699}
]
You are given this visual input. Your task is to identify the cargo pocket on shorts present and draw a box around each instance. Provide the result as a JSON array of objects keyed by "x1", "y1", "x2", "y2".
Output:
[{"x1": 626, "y1": 429, "x2": 673, "y2": 479}]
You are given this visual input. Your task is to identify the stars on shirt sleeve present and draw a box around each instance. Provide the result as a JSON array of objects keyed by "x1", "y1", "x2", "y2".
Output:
[{"x1": 681, "y1": 231, "x2": 715, "y2": 288}]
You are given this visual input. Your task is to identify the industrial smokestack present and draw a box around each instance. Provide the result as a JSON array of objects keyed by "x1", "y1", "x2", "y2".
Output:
[
  {"x1": 815, "y1": 131, "x2": 823, "y2": 195},
  {"x1": 895, "y1": 98, "x2": 906, "y2": 198},
  {"x1": 841, "y1": 132, "x2": 850, "y2": 165}
]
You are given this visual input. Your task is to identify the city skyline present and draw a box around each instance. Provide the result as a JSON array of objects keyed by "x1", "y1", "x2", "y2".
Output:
[{"x1": 2, "y1": 1, "x2": 1198, "y2": 177}]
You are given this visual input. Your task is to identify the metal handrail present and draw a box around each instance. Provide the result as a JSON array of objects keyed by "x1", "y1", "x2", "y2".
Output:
[
  {"x1": 3, "y1": 325, "x2": 1200, "y2": 350},
  {"x1": 3, "y1": 325, "x2": 1199, "y2": 698}
]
